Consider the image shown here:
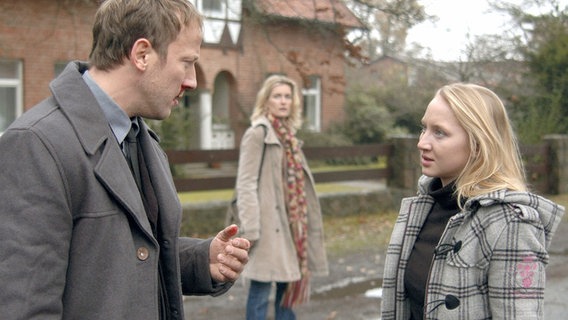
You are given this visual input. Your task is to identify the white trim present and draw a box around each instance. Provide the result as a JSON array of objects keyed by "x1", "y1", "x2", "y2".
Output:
[
  {"x1": 0, "y1": 60, "x2": 23, "y2": 134},
  {"x1": 302, "y1": 76, "x2": 321, "y2": 132},
  {"x1": 199, "y1": 91, "x2": 213, "y2": 149}
]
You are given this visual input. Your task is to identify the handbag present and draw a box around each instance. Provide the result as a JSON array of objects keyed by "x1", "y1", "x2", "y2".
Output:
[{"x1": 225, "y1": 125, "x2": 267, "y2": 227}]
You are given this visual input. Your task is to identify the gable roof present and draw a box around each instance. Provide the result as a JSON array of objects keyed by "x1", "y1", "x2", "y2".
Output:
[{"x1": 254, "y1": 0, "x2": 364, "y2": 28}]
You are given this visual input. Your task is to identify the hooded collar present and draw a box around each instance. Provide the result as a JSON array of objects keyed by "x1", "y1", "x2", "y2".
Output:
[
  {"x1": 466, "y1": 190, "x2": 564, "y2": 249},
  {"x1": 418, "y1": 175, "x2": 565, "y2": 250}
]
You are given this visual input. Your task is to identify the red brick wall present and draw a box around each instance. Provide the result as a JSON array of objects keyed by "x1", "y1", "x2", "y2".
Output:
[
  {"x1": 201, "y1": 19, "x2": 348, "y2": 140},
  {"x1": 0, "y1": 0, "x2": 96, "y2": 109}
]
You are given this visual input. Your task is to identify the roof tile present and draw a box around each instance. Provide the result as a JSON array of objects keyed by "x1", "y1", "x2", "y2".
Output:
[{"x1": 255, "y1": 0, "x2": 363, "y2": 28}]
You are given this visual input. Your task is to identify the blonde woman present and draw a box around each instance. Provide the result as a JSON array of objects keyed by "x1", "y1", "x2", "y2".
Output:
[
  {"x1": 381, "y1": 83, "x2": 565, "y2": 319},
  {"x1": 235, "y1": 75, "x2": 328, "y2": 319}
]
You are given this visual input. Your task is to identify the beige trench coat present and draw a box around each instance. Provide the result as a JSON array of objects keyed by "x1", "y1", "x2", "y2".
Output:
[{"x1": 235, "y1": 116, "x2": 329, "y2": 282}]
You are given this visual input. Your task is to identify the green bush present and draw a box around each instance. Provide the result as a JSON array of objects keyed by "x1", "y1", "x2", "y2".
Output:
[{"x1": 146, "y1": 105, "x2": 196, "y2": 150}]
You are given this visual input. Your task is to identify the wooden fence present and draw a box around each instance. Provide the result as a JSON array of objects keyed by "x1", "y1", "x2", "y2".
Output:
[
  {"x1": 166, "y1": 144, "x2": 392, "y2": 192},
  {"x1": 166, "y1": 141, "x2": 551, "y2": 195}
]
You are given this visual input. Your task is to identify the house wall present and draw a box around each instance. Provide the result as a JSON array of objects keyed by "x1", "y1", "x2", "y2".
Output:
[
  {"x1": 201, "y1": 18, "x2": 348, "y2": 142},
  {"x1": 0, "y1": 0, "x2": 350, "y2": 145},
  {"x1": 0, "y1": 0, "x2": 96, "y2": 108}
]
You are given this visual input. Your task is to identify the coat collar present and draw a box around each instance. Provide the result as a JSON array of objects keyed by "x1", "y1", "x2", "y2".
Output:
[
  {"x1": 252, "y1": 116, "x2": 278, "y2": 145},
  {"x1": 50, "y1": 61, "x2": 110, "y2": 156},
  {"x1": 251, "y1": 115, "x2": 304, "y2": 148},
  {"x1": 416, "y1": 175, "x2": 565, "y2": 250}
]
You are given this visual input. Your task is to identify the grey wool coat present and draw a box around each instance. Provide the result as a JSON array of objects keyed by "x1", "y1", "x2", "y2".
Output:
[
  {"x1": 0, "y1": 62, "x2": 230, "y2": 320},
  {"x1": 381, "y1": 175, "x2": 565, "y2": 320},
  {"x1": 235, "y1": 116, "x2": 329, "y2": 282}
]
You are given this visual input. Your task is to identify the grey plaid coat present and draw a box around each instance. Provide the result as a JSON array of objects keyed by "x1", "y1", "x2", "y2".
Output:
[{"x1": 381, "y1": 176, "x2": 565, "y2": 320}]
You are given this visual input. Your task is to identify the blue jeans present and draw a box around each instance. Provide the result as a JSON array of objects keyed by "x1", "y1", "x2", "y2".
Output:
[{"x1": 246, "y1": 280, "x2": 296, "y2": 320}]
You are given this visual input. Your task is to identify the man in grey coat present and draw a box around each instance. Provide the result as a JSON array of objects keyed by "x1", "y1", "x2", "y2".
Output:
[{"x1": 0, "y1": 1, "x2": 250, "y2": 319}]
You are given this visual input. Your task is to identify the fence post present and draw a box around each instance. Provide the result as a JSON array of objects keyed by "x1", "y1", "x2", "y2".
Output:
[
  {"x1": 388, "y1": 134, "x2": 421, "y2": 205},
  {"x1": 543, "y1": 134, "x2": 568, "y2": 195}
]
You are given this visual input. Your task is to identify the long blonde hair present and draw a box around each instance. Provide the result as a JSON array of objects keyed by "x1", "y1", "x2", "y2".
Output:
[
  {"x1": 250, "y1": 75, "x2": 302, "y2": 130},
  {"x1": 438, "y1": 83, "x2": 527, "y2": 203}
]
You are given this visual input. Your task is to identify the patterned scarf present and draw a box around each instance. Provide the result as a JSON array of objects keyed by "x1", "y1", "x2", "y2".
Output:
[{"x1": 269, "y1": 115, "x2": 310, "y2": 308}]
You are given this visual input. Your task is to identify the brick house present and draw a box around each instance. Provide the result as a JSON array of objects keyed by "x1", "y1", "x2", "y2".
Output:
[{"x1": 0, "y1": 0, "x2": 363, "y2": 149}]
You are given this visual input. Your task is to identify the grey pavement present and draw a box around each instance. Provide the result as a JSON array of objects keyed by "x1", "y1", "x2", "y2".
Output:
[{"x1": 544, "y1": 216, "x2": 568, "y2": 319}]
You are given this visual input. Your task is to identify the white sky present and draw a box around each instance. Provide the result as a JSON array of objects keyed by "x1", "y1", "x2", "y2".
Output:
[{"x1": 406, "y1": 0, "x2": 566, "y2": 61}]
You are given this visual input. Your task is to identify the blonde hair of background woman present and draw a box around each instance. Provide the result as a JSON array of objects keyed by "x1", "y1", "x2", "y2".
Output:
[
  {"x1": 438, "y1": 83, "x2": 527, "y2": 205},
  {"x1": 250, "y1": 75, "x2": 302, "y2": 131}
]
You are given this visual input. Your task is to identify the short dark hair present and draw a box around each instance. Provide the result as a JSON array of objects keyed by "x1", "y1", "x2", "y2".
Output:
[{"x1": 89, "y1": 0, "x2": 203, "y2": 70}]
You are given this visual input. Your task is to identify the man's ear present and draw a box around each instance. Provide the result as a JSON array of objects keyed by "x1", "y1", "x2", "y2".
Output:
[{"x1": 130, "y1": 38, "x2": 152, "y2": 71}]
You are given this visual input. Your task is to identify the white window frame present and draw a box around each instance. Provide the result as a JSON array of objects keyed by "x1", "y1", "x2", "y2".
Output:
[
  {"x1": 192, "y1": 0, "x2": 242, "y2": 45},
  {"x1": 195, "y1": 0, "x2": 224, "y2": 18},
  {"x1": 0, "y1": 59, "x2": 23, "y2": 135},
  {"x1": 302, "y1": 76, "x2": 321, "y2": 132},
  {"x1": 203, "y1": 0, "x2": 222, "y2": 12}
]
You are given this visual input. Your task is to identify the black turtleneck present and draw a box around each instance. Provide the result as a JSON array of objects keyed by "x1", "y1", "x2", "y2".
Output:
[{"x1": 404, "y1": 178, "x2": 461, "y2": 320}]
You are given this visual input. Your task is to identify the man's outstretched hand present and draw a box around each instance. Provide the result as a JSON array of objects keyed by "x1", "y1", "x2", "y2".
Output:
[{"x1": 209, "y1": 224, "x2": 250, "y2": 283}]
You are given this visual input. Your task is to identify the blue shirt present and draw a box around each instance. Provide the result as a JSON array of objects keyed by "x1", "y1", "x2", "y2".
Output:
[{"x1": 82, "y1": 70, "x2": 134, "y2": 146}]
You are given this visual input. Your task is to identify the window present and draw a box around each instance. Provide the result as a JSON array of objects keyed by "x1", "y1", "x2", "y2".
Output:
[
  {"x1": 193, "y1": 0, "x2": 242, "y2": 46},
  {"x1": 0, "y1": 59, "x2": 23, "y2": 134},
  {"x1": 302, "y1": 76, "x2": 321, "y2": 132},
  {"x1": 195, "y1": 0, "x2": 224, "y2": 18},
  {"x1": 203, "y1": 0, "x2": 222, "y2": 12},
  {"x1": 212, "y1": 72, "x2": 230, "y2": 128}
]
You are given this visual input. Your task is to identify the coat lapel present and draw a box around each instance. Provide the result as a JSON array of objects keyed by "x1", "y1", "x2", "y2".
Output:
[
  {"x1": 94, "y1": 143, "x2": 155, "y2": 237},
  {"x1": 51, "y1": 62, "x2": 155, "y2": 239}
]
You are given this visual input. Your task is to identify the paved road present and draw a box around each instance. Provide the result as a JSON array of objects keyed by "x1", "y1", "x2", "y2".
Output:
[
  {"x1": 184, "y1": 217, "x2": 568, "y2": 319},
  {"x1": 544, "y1": 216, "x2": 568, "y2": 319}
]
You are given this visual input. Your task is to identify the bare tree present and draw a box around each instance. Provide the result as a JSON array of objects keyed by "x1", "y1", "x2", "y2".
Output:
[{"x1": 483, "y1": 0, "x2": 568, "y2": 142}]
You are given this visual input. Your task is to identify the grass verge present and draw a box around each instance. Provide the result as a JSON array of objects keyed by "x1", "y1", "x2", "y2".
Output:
[
  {"x1": 178, "y1": 182, "x2": 373, "y2": 204},
  {"x1": 323, "y1": 211, "x2": 398, "y2": 258}
]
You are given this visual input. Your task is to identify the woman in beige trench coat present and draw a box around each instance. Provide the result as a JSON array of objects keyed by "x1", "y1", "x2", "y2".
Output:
[{"x1": 235, "y1": 75, "x2": 329, "y2": 319}]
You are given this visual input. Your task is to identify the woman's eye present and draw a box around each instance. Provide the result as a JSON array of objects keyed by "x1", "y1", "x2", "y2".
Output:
[{"x1": 434, "y1": 129, "x2": 445, "y2": 137}]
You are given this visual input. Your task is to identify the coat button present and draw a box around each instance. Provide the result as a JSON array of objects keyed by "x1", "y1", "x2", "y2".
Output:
[{"x1": 137, "y1": 247, "x2": 149, "y2": 261}]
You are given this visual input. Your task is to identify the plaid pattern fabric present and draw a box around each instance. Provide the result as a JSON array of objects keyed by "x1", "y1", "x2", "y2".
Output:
[{"x1": 381, "y1": 176, "x2": 565, "y2": 320}]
